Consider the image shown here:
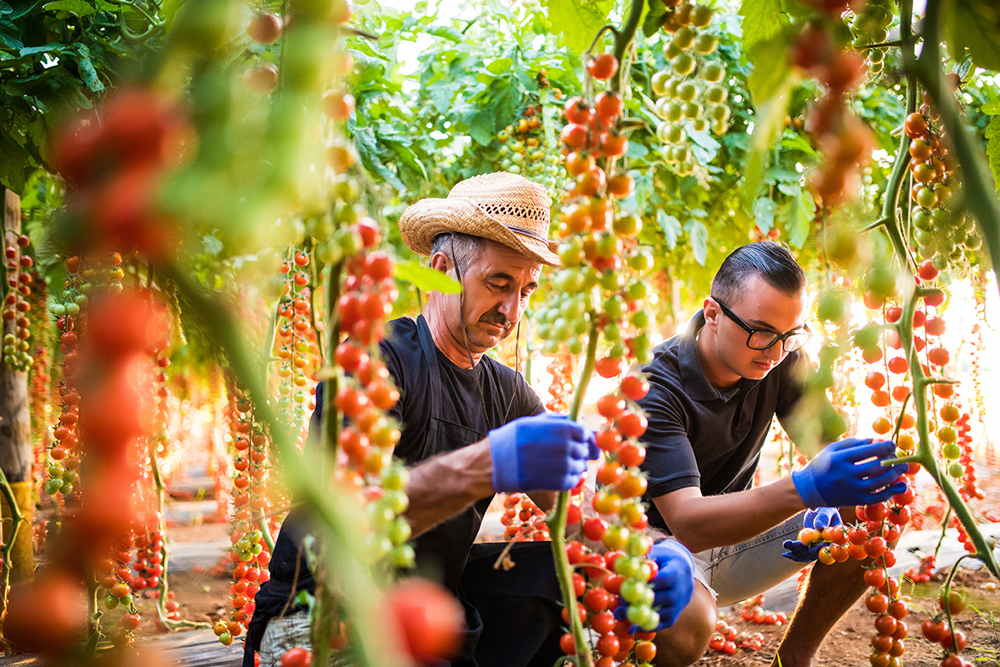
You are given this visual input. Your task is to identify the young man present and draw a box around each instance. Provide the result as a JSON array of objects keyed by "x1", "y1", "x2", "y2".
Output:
[
  {"x1": 247, "y1": 172, "x2": 694, "y2": 667},
  {"x1": 630, "y1": 242, "x2": 908, "y2": 667}
]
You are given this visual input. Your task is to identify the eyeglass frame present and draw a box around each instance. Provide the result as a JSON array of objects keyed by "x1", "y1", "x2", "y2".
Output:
[{"x1": 710, "y1": 297, "x2": 812, "y2": 352}]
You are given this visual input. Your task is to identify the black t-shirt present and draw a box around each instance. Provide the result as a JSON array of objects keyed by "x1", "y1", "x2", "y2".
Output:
[
  {"x1": 637, "y1": 311, "x2": 805, "y2": 534},
  {"x1": 248, "y1": 315, "x2": 544, "y2": 661}
]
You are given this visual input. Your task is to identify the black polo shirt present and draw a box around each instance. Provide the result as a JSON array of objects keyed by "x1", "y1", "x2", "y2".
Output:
[{"x1": 637, "y1": 311, "x2": 806, "y2": 534}]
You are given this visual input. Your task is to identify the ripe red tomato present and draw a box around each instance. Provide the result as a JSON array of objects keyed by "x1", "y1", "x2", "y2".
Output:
[
  {"x1": 925, "y1": 316, "x2": 946, "y2": 336},
  {"x1": 927, "y1": 347, "x2": 950, "y2": 366},
  {"x1": 564, "y1": 97, "x2": 593, "y2": 124},
  {"x1": 384, "y1": 578, "x2": 464, "y2": 663},
  {"x1": 595, "y1": 356, "x2": 623, "y2": 379},
  {"x1": 561, "y1": 123, "x2": 589, "y2": 150},
  {"x1": 583, "y1": 517, "x2": 607, "y2": 541},
  {"x1": 587, "y1": 53, "x2": 619, "y2": 81},
  {"x1": 865, "y1": 593, "x2": 890, "y2": 614},
  {"x1": 599, "y1": 131, "x2": 628, "y2": 157},
  {"x1": 620, "y1": 374, "x2": 649, "y2": 401},
  {"x1": 590, "y1": 611, "x2": 616, "y2": 635},
  {"x1": 618, "y1": 442, "x2": 646, "y2": 467},
  {"x1": 617, "y1": 412, "x2": 647, "y2": 438},
  {"x1": 597, "y1": 394, "x2": 626, "y2": 419},
  {"x1": 904, "y1": 112, "x2": 928, "y2": 139},
  {"x1": 248, "y1": 13, "x2": 282, "y2": 43},
  {"x1": 595, "y1": 92, "x2": 624, "y2": 122},
  {"x1": 584, "y1": 587, "x2": 611, "y2": 612},
  {"x1": 596, "y1": 428, "x2": 622, "y2": 452}
]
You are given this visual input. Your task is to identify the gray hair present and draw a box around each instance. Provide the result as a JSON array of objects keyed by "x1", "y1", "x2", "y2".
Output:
[{"x1": 430, "y1": 233, "x2": 485, "y2": 277}]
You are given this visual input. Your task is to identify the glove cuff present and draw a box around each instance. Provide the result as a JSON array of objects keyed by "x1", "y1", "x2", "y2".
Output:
[
  {"x1": 489, "y1": 428, "x2": 520, "y2": 493},
  {"x1": 791, "y1": 469, "x2": 825, "y2": 508}
]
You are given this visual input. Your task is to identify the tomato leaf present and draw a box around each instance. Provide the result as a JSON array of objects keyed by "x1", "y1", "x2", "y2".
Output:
[
  {"x1": 944, "y1": 0, "x2": 1000, "y2": 72},
  {"x1": 754, "y1": 197, "x2": 777, "y2": 234},
  {"x1": 42, "y1": 0, "x2": 99, "y2": 17},
  {"x1": 739, "y1": 0, "x2": 789, "y2": 53},
  {"x1": 743, "y1": 73, "x2": 796, "y2": 203},
  {"x1": 658, "y1": 210, "x2": 682, "y2": 250},
  {"x1": 688, "y1": 220, "x2": 708, "y2": 265},
  {"x1": 780, "y1": 187, "x2": 815, "y2": 249},
  {"x1": 542, "y1": 0, "x2": 615, "y2": 54},
  {"x1": 642, "y1": 0, "x2": 668, "y2": 38},
  {"x1": 395, "y1": 260, "x2": 462, "y2": 294},
  {"x1": 985, "y1": 114, "x2": 1000, "y2": 191}
]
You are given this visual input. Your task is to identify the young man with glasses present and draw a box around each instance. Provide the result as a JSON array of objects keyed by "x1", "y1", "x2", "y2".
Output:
[{"x1": 626, "y1": 242, "x2": 908, "y2": 667}]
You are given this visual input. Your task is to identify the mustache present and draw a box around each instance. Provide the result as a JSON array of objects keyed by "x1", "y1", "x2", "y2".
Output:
[{"x1": 479, "y1": 310, "x2": 512, "y2": 328}]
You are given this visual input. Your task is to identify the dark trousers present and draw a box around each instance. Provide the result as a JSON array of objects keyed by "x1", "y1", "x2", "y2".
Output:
[{"x1": 454, "y1": 541, "x2": 565, "y2": 667}]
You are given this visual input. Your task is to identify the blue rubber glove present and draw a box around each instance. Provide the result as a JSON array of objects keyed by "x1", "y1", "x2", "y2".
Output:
[
  {"x1": 488, "y1": 414, "x2": 598, "y2": 493},
  {"x1": 614, "y1": 541, "x2": 695, "y2": 631},
  {"x1": 782, "y1": 507, "x2": 843, "y2": 562},
  {"x1": 791, "y1": 438, "x2": 908, "y2": 509}
]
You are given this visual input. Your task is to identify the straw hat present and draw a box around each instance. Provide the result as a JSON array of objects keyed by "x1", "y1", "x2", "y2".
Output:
[{"x1": 398, "y1": 172, "x2": 560, "y2": 266}]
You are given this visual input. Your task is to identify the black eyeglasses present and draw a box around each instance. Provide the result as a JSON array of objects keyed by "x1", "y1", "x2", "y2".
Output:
[{"x1": 712, "y1": 298, "x2": 811, "y2": 353}]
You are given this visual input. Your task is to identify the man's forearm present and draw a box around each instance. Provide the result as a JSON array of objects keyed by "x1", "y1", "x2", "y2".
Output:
[
  {"x1": 655, "y1": 477, "x2": 807, "y2": 553},
  {"x1": 405, "y1": 439, "x2": 495, "y2": 537}
]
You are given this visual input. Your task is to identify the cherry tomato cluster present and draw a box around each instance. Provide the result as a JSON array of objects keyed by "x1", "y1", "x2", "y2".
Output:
[
  {"x1": 848, "y1": 0, "x2": 894, "y2": 75},
  {"x1": 97, "y1": 538, "x2": 141, "y2": 649},
  {"x1": 799, "y1": 488, "x2": 915, "y2": 667},
  {"x1": 244, "y1": 13, "x2": 283, "y2": 94},
  {"x1": 544, "y1": 351, "x2": 575, "y2": 413},
  {"x1": 2, "y1": 234, "x2": 33, "y2": 371},
  {"x1": 44, "y1": 256, "x2": 86, "y2": 501},
  {"x1": 497, "y1": 101, "x2": 562, "y2": 189},
  {"x1": 905, "y1": 102, "x2": 979, "y2": 272},
  {"x1": 53, "y1": 88, "x2": 186, "y2": 259},
  {"x1": 539, "y1": 53, "x2": 654, "y2": 364},
  {"x1": 737, "y1": 595, "x2": 788, "y2": 627},
  {"x1": 74, "y1": 288, "x2": 163, "y2": 557},
  {"x1": 921, "y1": 589, "x2": 972, "y2": 667},
  {"x1": 904, "y1": 553, "x2": 936, "y2": 584},
  {"x1": 652, "y1": 3, "x2": 731, "y2": 174},
  {"x1": 790, "y1": 19, "x2": 873, "y2": 205},
  {"x1": 560, "y1": 54, "x2": 630, "y2": 164},
  {"x1": 709, "y1": 618, "x2": 766, "y2": 654},
  {"x1": 224, "y1": 391, "x2": 272, "y2": 644},
  {"x1": 131, "y1": 526, "x2": 167, "y2": 598},
  {"x1": 560, "y1": 537, "x2": 658, "y2": 665},
  {"x1": 501, "y1": 493, "x2": 550, "y2": 541},
  {"x1": 276, "y1": 250, "x2": 319, "y2": 434}
]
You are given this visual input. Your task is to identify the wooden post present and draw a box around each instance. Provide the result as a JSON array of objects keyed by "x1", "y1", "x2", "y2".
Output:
[{"x1": 0, "y1": 187, "x2": 34, "y2": 583}]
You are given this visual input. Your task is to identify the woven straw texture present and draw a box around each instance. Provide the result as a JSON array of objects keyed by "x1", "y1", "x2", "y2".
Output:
[{"x1": 398, "y1": 172, "x2": 560, "y2": 266}]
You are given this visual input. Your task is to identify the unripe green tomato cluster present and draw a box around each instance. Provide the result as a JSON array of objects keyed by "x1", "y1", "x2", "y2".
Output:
[
  {"x1": 849, "y1": 0, "x2": 894, "y2": 75},
  {"x1": 650, "y1": 2, "x2": 730, "y2": 177},
  {"x1": 497, "y1": 108, "x2": 563, "y2": 193},
  {"x1": 44, "y1": 461, "x2": 78, "y2": 496},
  {"x1": 363, "y1": 465, "x2": 415, "y2": 569},
  {"x1": 912, "y1": 205, "x2": 980, "y2": 271},
  {"x1": 233, "y1": 528, "x2": 265, "y2": 562}
]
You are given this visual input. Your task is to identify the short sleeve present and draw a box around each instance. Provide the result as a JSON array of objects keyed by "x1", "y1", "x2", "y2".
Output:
[
  {"x1": 639, "y1": 383, "x2": 701, "y2": 498},
  {"x1": 514, "y1": 372, "x2": 545, "y2": 419}
]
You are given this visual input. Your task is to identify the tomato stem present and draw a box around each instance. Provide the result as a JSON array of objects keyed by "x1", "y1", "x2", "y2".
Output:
[
  {"x1": 549, "y1": 316, "x2": 600, "y2": 667},
  {"x1": 0, "y1": 466, "x2": 24, "y2": 622}
]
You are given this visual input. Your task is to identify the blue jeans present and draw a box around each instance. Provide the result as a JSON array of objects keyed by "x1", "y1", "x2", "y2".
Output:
[{"x1": 657, "y1": 512, "x2": 807, "y2": 607}]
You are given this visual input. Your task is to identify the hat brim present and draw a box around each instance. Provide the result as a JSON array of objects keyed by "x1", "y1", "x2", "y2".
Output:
[{"x1": 399, "y1": 197, "x2": 561, "y2": 267}]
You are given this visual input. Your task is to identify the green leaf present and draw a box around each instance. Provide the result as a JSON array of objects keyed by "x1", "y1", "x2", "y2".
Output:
[
  {"x1": 43, "y1": 0, "x2": 98, "y2": 16},
  {"x1": 983, "y1": 94, "x2": 1000, "y2": 116},
  {"x1": 72, "y1": 44, "x2": 104, "y2": 93},
  {"x1": 658, "y1": 209, "x2": 681, "y2": 250},
  {"x1": 746, "y1": 37, "x2": 792, "y2": 105},
  {"x1": 642, "y1": 0, "x2": 667, "y2": 38},
  {"x1": 466, "y1": 110, "x2": 494, "y2": 146},
  {"x1": 944, "y1": 0, "x2": 1000, "y2": 72},
  {"x1": 426, "y1": 25, "x2": 464, "y2": 42},
  {"x1": 0, "y1": 131, "x2": 32, "y2": 193},
  {"x1": 687, "y1": 127, "x2": 720, "y2": 165},
  {"x1": 689, "y1": 220, "x2": 708, "y2": 265},
  {"x1": 395, "y1": 260, "x2": 462, "y2": 294},
  {"x1": 743, "y1": 74, "x2": 796, "y2": 204},
  {"x1": 0, "y1": 7, "x2": 22, "y2": 51},
  {"x1": 739, "y1": 0, "x2": 788, "y2": 52},
  {"x1": 542, "y1": 0, "x2": 615, "y2": 55},
  {"x1": 985, "y1": 114, "x2": 1000, "y2": 191},
  {"x1": 486, "y1": 57, "x2": 513, "y2": 74},
  {"x1": 754, "y1": 197, "x2": 777, "y2": 234},
  {"x1": 780, "y1": 188, "x2": 815, "y2": 249}
]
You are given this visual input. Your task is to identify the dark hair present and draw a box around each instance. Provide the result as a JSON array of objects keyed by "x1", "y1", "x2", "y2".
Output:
[
  {"x1": 430, "y1": 232, "x2": 485, "y2": 276},
  {"x1": 711, "y1": 242, "x2": 805, "y2": 303}
]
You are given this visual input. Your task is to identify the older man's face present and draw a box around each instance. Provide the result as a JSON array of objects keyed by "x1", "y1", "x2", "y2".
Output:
[{"x1": 442, "y1": 241, "x2": 542, "y2": 355}]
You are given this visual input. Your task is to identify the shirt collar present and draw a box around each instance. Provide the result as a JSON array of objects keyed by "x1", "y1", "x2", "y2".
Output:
[{"x1": 679, "y1": 310, "x2": 745, "y2": 403}]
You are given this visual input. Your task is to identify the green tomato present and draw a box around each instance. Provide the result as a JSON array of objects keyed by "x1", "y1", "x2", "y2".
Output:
[
  {"x1": 651, "y1": 70, "x2": 671, "y2": 96},
  {"x1": 632, "y1": 310, "x2": 651, "y2": 329},
  {"x1": 389, "y1": 544, "x2": 415, "y2": 569}
]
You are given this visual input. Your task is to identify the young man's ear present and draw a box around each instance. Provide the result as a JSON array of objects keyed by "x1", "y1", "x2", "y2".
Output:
[{"x1": 703, "y1": 297, "x2": 721, "y2": 331}]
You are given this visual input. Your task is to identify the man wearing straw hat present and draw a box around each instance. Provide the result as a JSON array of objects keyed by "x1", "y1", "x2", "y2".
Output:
[{"x1": 248, "y1": 172, "x2": 695, "y2": 667}]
